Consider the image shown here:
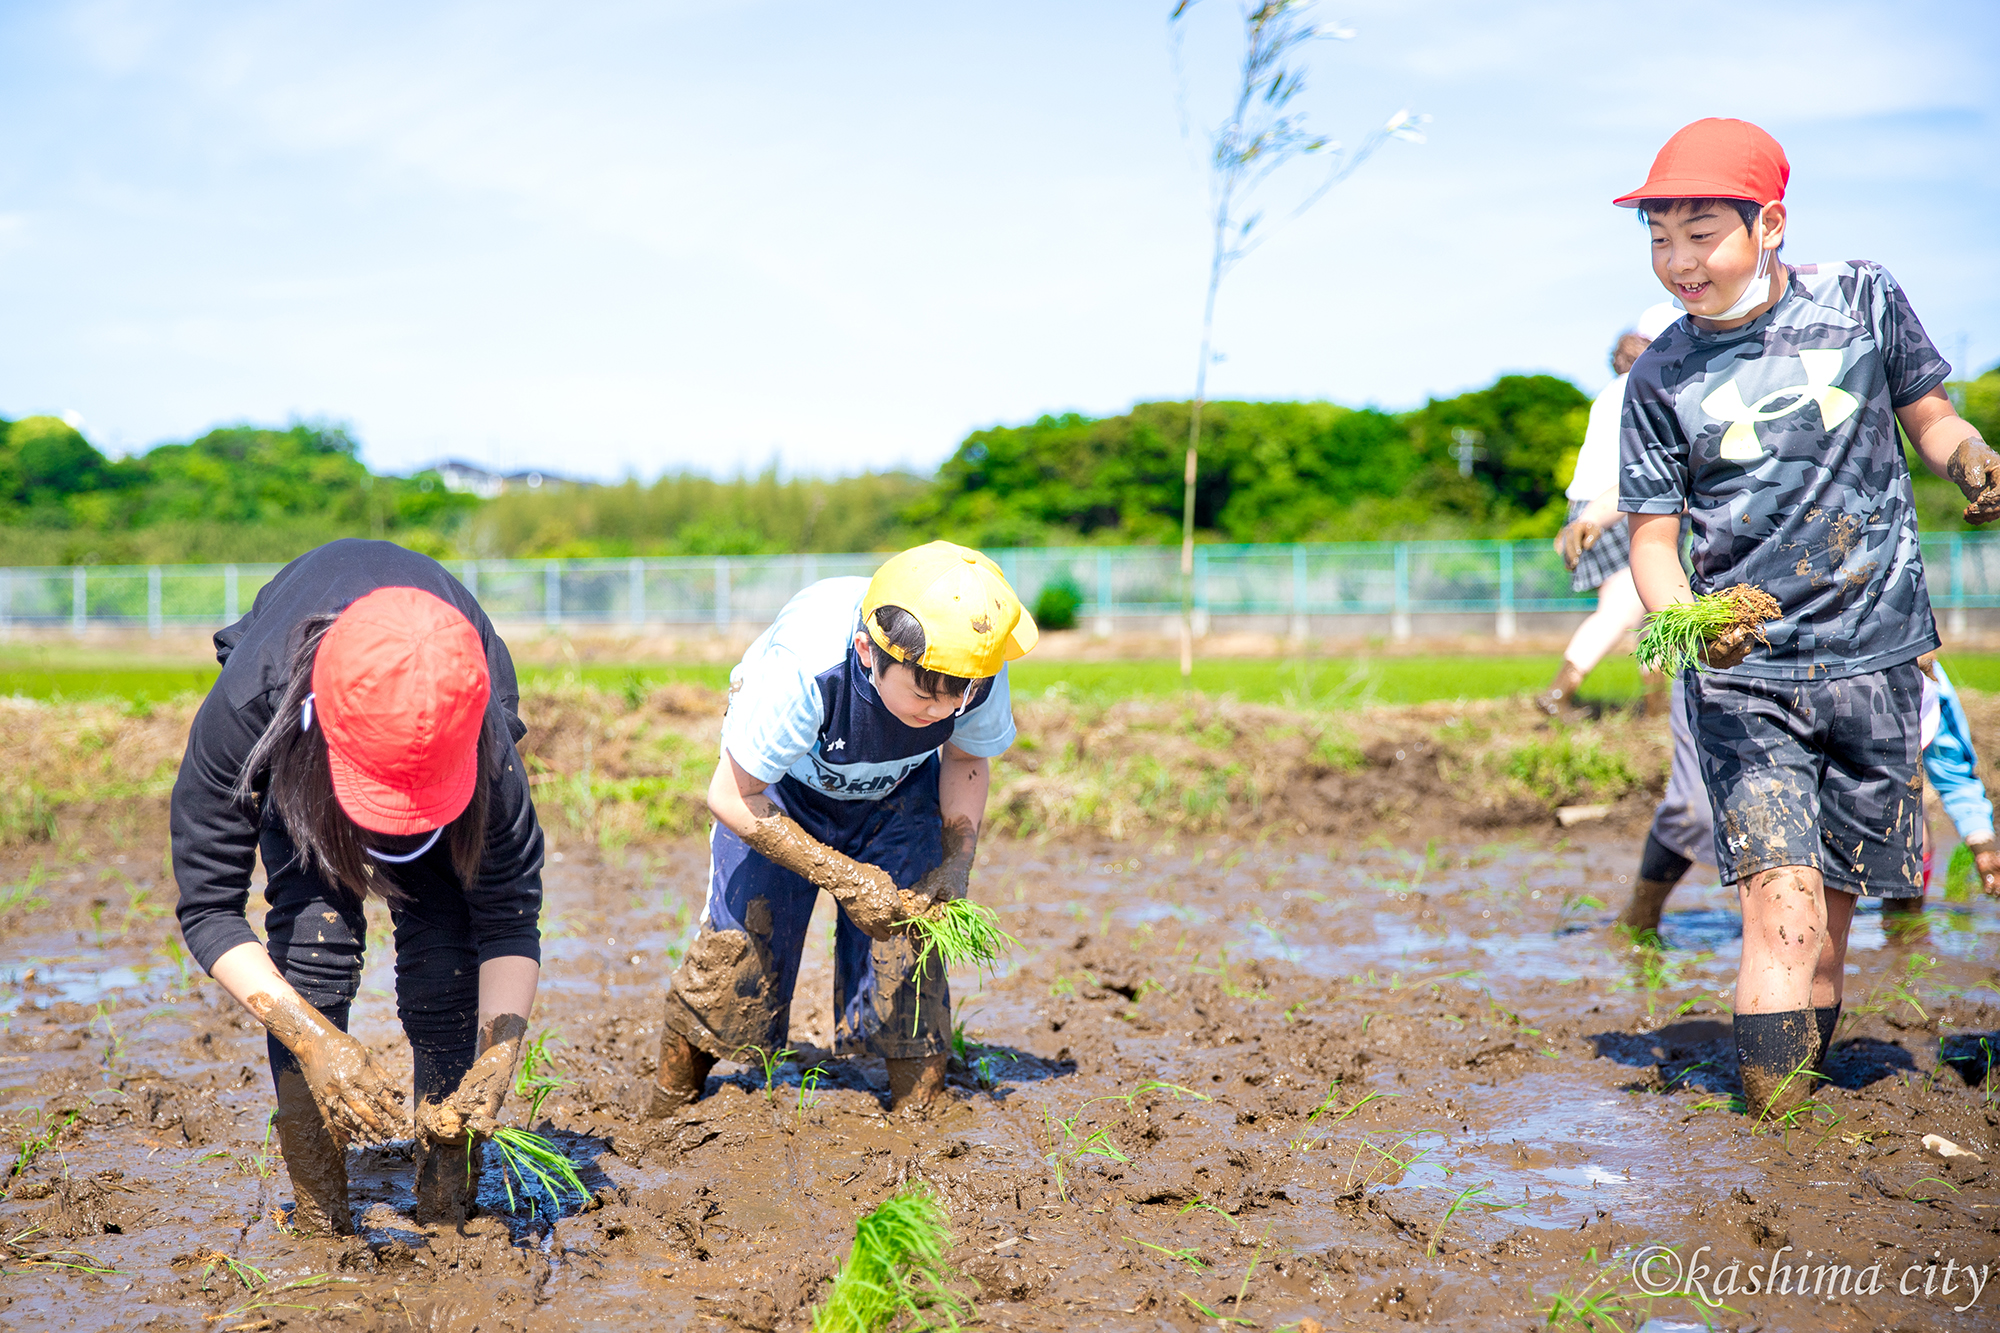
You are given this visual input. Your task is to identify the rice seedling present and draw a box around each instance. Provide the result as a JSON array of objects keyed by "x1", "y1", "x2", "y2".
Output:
[
  {"x1": 1123, "y1": 1236, "x2": 1208, "y2": 1272},
  {"x1": 907, "y1": 900, "x2": 1017, "y2": 979},
  {"x1": 734, "y1": 1044, "x2": 798, "y2": 1102},
  {"x1": 4, "y1": 1224, "x2": 121, "y2": 1277},
  {"x1": 479, "y1": 1127, "x2": 590, "y2": 1217},
  {"x1": 1635, "y1": 584, "x2": 1778, "y2": 674},
  {"x1": 812, "y1": 1185, "x2": 972, "y2": 1333},
  {"x1": 5, "y1": 1110, "x2": 81, "y2": 1193},
  {"x1": 1426, "y1": 1181, "x2": 1509, "y2": 1257},
  {"x1": 515, "y1": 1031, "x2": 568, "y2": 1123}
]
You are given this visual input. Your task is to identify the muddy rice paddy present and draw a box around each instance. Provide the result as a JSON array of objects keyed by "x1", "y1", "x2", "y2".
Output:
[{"x1": 5, "y1": 793, "x2": 2000, "y2": 1332}]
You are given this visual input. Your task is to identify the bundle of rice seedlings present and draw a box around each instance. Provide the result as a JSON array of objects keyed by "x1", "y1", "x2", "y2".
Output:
[
  {"x1": 480, "y1": 1126, "x2": 590, "y2": 1216},
  {"x1": 904, "y1": 900, "x2": 1019, "y2": 1028},
  {"x1": 906, "y1": 899, "x2": 1017, "y2": 974},
  {"x1": 1636, "y1": 583, "x2": 1779, "y2": 674},
  {"x1": 812, "y1": 1186, "x2": 972, "y2": 1333}
]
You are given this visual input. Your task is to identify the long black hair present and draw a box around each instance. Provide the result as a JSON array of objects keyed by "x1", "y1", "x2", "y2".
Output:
[{"x1": 232, "y1": 611, "x2": 500, "y2": 900}]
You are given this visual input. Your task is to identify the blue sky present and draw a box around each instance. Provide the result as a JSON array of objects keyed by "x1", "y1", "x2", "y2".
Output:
[{"x1": 1, "y1": 0, "x2": 1994, "y2": 480}]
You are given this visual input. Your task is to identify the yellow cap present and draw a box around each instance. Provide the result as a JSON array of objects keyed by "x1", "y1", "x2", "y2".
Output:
[{"x1": 861, "y1": 541, "x2": 1038, "y2": 680}]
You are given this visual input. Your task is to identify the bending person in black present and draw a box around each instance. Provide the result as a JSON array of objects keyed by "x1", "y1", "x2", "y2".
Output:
[{"x1": 172, "y1": 540, "x2": 546, "y2": 1234}]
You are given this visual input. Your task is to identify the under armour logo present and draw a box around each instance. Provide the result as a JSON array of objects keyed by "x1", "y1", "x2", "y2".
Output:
[
  {"x1": 1701, "y1": 349, "x2": 1858, "y2": 461},
  {"x1": 829, "y1": 738, "x2": 845, "y2": 751}
]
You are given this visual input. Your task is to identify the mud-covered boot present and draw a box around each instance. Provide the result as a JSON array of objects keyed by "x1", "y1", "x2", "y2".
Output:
[
  {"x1": 1736, "y1": 1010, "x2": 1819, "y2": 1122},
  {"x1": 641, "y1": 1028, "x2": 717, "y2": 1120},
  {"x1": 274, "y1": 1069, "x2": 354, "y2": 1236},
  {"x1": 1530, "y1": 662, "x2": 1589, "y2": 723},
  {"x1": 1617, "y1": 878, "x2": 1678, "y2": 938},
  {"x1": 887, "y1": 1054, "x2": 948, "y2": 1117},
  {"x1": 413, "y1": 1130, "x2": 478, "y2": 1226},
  {"x1": 1813, "y1": 1003, "x2": 1843, "y2": 1072}
]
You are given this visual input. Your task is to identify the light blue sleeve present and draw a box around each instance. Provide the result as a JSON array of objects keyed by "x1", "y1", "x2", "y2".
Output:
[
  {"x1": 947, "y1": 664, "x2": 1017, "y2": 759},
  {"x1": 719, "y1": 657, "x2": 825, "y2": 785},
  {"x1": 1924, "y1": 664, "x2": 1995, "y2": 842}
]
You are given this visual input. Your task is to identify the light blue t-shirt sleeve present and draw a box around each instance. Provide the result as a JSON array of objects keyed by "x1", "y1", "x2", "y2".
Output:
[
  {"x1": 948, "y1": 664, "x2": 1017, "y2": 758},
  {"x1": 1925, "y1": 664, "x2": 1995, "y2": 842},
  {"x1": 720, "y1": 657, "x2": 825, "y2": 785}
]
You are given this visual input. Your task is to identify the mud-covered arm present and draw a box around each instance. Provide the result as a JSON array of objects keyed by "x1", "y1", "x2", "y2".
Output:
[
  {"x1": 212, "y1": 942, "x2": 408, "y2": 1144},
  {"x1": 1902, "y1": 388, "x2": 2000, "y2": 524},
  {"x1": 707, "y1": 750, "x2": 926, "y2": 940}
]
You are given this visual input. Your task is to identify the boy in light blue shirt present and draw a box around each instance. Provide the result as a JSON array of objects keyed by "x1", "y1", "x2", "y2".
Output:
[{"x1": 642, "y1": 542, "x2": 1035, "y2": 1118}]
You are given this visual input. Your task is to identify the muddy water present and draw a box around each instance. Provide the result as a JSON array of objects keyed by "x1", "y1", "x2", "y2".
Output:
[{"x1": 5, "y1": 826, "x2": 2000, "y2": 1331}]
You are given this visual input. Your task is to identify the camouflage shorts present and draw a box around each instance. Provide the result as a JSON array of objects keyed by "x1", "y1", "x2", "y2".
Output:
[{"x1": 1685, "y1": 662, "x2": 1923, "y2": 897}]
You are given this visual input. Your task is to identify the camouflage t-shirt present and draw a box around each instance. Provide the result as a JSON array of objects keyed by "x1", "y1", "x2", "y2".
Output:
[{"x1": 1618, "y1": 261, "x2": 1950, "y2": 681}]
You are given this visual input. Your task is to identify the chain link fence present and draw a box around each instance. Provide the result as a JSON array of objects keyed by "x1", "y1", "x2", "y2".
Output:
[{"x1": 6, "y1": 536, "x2": 1999, "y2": 638}]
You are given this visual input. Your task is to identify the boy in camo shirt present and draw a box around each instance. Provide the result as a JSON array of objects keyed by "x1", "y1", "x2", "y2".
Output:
[{"x1": 1614, "y1": 118, "x2": 2000, "y2": 1119}]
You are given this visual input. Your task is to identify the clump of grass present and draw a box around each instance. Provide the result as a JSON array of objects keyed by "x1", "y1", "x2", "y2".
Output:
[
  {"x1": 812, "y1": 1186, "x2": 972, "y2": 1333},
  {"x1": 1636, "y1": 584, "x2": 1779, "y2": 673},
  {"x1": 480, "y1": 1127, "x2": 589, "y2": 1216}
]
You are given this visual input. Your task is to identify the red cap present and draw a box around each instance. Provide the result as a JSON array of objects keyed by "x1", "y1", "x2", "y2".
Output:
[
  {"x1": 312, "y1": 586, "x2": 490, "y2": 835},
  {"x1": 1613, "y1": 118, "x2": 1789, "y2": 208}
]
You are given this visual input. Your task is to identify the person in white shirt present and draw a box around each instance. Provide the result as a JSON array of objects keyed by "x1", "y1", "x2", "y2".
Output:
[{"x1": 1533, "y1": 303, "x2": 1683, "y2": 720}]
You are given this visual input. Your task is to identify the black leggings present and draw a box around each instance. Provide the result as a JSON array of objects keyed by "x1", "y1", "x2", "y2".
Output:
[{"x1": 263, "y1": 867, "x2": 483, "y2": 1105}]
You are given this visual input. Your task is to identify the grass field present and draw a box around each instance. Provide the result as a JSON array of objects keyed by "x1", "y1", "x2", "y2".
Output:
[{"x1": 5, "y1": 648, "x2": 1999, "y2": 709}]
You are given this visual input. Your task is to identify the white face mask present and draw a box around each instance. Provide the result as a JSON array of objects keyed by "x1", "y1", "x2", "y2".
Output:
[{"x1": 1677, "y1": 207, "x2": 1776, "y2": 321}]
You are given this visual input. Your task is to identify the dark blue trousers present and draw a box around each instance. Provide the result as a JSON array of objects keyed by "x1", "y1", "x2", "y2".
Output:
[{"x1": 662, "y1": 760, "x2": 948, "y2": 1062}]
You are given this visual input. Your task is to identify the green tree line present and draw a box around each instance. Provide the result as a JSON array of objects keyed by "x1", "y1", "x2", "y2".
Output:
[{"x1": 4, "y1": 366, "x2": 1995, "y2": 565}]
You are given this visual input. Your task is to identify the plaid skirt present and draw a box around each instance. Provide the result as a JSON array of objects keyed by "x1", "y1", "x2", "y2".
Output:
[{"x1": 1567, "y1": 498, "x2": 1631, "y2": 593}]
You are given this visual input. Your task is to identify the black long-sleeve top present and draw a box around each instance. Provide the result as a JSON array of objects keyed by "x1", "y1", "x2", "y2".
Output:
[{"x1": 172, "y1": 540, "x2": 545, "y2": 974}]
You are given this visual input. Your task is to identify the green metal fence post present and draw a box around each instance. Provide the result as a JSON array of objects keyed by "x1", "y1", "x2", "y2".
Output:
[
  {"x1": 1096, "y1": 549, "x2": 1113, "y2": 637},
  {"x1": 1497, "y1": 544, "x2": 1516, "y2": 641},
  {"x1": 544, "y1": 560, "x2": 561, "y2": 625},
  {"x1": 72, "y1": 567, "x2": 86, "y2": 635},
  {"x1": 148, "y1": 566, "x2": 162, "y2": 636}
]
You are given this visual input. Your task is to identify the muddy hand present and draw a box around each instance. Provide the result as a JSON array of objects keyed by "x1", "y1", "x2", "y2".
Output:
[
  {"x1": 249, "y1": 990, "x2": 407, "y2": 1146},
  {"x1": 741, "y1": 812, "x2": 913, "y2": 942},
  {"x1": 1948, "y1": 439, "x2": 2000, "y2": 525},
  {"x1": 1555, "y1": 519, "x2": 1599, "y2": 573},
  {"x1": 422, "y1": 1013, "x2": 528, "y2": 1144},
  {"x1": 1699, "y1": 623, "x2": 1755, "y2": 671},
  {"x1": 1968, "y1": 834, "x2": 2000, "y2": 895},
  {"x1": 906, "y1": 817, "x2": 977, "y2": 907}
]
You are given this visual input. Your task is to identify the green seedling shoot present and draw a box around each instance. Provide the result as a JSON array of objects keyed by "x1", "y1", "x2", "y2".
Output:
[
  {"x1": 812, "y1": 1185, "x2": 972, "y2": 1333},
  {"x1": 515, "y1": 1031, "x2": 568, "y2": 1124}
]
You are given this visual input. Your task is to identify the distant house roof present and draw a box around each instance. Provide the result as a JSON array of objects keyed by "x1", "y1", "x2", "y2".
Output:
[{"x1": 423, "y1": 459, "x2": 593, "y2": 499}]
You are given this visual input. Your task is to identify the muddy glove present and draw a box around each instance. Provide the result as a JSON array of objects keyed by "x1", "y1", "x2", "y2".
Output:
[
  {"x1": 741, "y1": 813, "x2": 930, "y2": 942},
  {"x1": 419, "y1": 1013, "x2": 528, "y2": 1145},
  {"x1": 906, "y1": 818, "x2": 977, "y2": 910},
  {"x1": 249, "y1": 990, "x2": 407, "y2": 1147},
  {"x1": 1699, "y1": 623, "x2": 1756, "y2": 672},
  {"x1": 1947, "y1": 439, "x2": 2000, "y2": 526},
  {"x1": 1555, "y1": 519, "x2": 1600, "y2": 573},
  {"x1": 1967, "y1": 834, "x2": 2000, "y2": 895}
]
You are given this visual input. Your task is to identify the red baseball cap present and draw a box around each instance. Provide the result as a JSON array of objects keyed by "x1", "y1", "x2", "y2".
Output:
[
  {"x1": 311, "y1": 586, "x2": 491, "y2": 835},
  {"x1": 1612, "y1": 118, "x2": 1789, "y2": 208}
]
